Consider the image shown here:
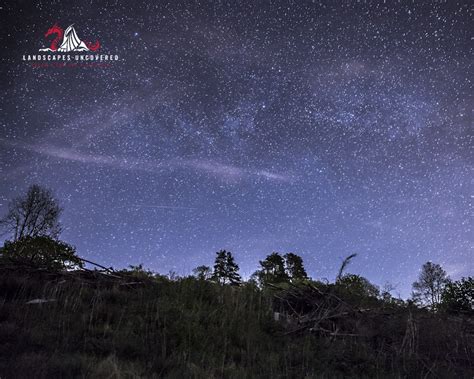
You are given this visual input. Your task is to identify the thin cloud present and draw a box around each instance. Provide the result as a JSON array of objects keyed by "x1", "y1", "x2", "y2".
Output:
[
  {"x1": 115, "y1": 205, "x2": 197, "y2": 210},
  {"x1": 255, "y1": 170, "x2": 292, "y2": 182},
  {"x1": 1, "y1": 139, "x2": 293, "y2": 183},
  {"x1": 183, "y1": 160, "x2": 246, "y2": 180}
]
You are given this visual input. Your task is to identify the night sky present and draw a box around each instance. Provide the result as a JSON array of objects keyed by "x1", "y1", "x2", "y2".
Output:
[{"x1": 0, "y1": 1, "x2": 472, "y2": 297}]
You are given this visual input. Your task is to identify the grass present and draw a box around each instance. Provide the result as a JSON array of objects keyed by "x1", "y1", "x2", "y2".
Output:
[{"x1": 0, "y1": 266, "x2": 472, "y2": 378}]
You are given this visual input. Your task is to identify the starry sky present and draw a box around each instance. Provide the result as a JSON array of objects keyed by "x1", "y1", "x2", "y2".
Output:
[{"x1": 0, "y1": 1, "x2": 472, "y2": 296}]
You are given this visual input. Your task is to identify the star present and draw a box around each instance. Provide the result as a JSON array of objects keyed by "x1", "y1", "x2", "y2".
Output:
[{"x1": 0, "y1": 1, "x2": 471, "y2": 297}]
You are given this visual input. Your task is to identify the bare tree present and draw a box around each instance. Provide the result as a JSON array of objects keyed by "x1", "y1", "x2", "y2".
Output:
[
  {"x1": 0, "y1": 185, "x2": 62, "y2": 241},
  {"x1": 412, "y1": 261, "x2": 449, "y2": 309}
]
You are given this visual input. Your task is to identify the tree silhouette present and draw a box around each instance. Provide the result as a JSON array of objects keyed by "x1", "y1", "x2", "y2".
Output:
[
  {"x1": 193, "y1": 265, "x2": 212, "y2": 280},
  {"x1": 412, "y1": 261, "x2": 449, "y2": 309},
  {"x1": 284, "y1": 253, "x2": 308, "y2": 282},
  {"x1": 255, "y1": 252, "x2": 289, "y2": 286},
  {"x1": 337, "y1": 274, "x2": 380, "y2": 298},
  {"x1": 211, "y1": 250, "x2": 241, "y2": 285},
  {"x1": 0, "y1": 184, "x2": 62, "y2": 241},
  {"x1": 0, "y1": 236, "x2": 82, "y2": 270},
  {"x1": 441, "y1": 277, "x2": 473, "y2": 314}
]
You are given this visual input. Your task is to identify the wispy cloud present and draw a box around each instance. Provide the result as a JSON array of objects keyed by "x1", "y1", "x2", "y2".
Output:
[
  {"x1": 255, "y1": 170, "x2": 291, "y2": 181},
  {"x1": 1, "y1": 139, "x2": 293, "y2": 183},
  {"x1": 115, "y1": 205, "x2": 197, "y2": 210},
  {"x1": 182, "y1": 160, "x2": 294, "y2": 182},
  {"x1": 184, "y1": 159, "x2": 246, "y2": 180}
]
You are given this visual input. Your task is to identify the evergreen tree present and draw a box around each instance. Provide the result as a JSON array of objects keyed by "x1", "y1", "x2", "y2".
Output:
[
  {"x1": 225, "y1": 251, "x2": 241, "y2": 285},
  {"x1": 211, "y1": 250, "x2": 241, "y2": 285},
  {"x1": 212, "y1": 250, "x2": 227, "y2": 284},
  {"x1": 284, "y1": 252, "x2": 308, "y2": 282},
  {"x1": 255, "y1": 252, "x2": 289, "y2": 286}
]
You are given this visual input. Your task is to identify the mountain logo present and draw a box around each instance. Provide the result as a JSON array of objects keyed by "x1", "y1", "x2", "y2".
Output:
[{"x1": 39, "y1": 24, "x2": 100, "y2": 52}]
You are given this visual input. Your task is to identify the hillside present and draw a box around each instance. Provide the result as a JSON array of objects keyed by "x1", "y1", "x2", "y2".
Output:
[{"x1": 0, "y1": 263, "x2": 472, "y2": 378}]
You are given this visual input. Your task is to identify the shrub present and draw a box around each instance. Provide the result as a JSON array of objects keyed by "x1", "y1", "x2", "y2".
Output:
[{"x1": 0, "y1": 236, "x2": 83, "y2": 270}]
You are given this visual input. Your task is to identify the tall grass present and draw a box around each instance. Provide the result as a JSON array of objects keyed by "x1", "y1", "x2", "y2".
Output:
[{"x1": 0, "y1": 269, "x2": 472, "y2": 378}]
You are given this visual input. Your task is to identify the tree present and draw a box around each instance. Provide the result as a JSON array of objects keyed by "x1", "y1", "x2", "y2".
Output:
[
  {"x1": 380, "y1": 282, "x2": 397, "y2": 303},
  {"x1": 0, "y1": 185, "x2": 62, "y2": 241},
  {"x1": 412, "y1": 261, "x2": 449, "y2": 309},
  {"x1": 193, "y1": 265, "x2": 212, "y2": 280},
  {"x1": 441, "y1": 277, "x2": 473, "y2": 314},
  {"x1": 254, "y1": 252, "x2": 289, "y2": 286},
  {"x1": 0, "y1": 236, "x2": 82, "y2": 270},
  {"x1": 211, "y1": 250, "x2": 241, "y2": 285},
  {"x1": 284, "y1": 253, "x2": 308, "y2": 282},
  {"x1": 337, "y1": 274, "x2": 380, "y2": 299}
]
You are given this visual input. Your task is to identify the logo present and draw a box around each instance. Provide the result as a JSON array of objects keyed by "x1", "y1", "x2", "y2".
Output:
[
  {"x1": 39, "y1": 24, "x2": 100, "y2": 52},
  {"x1": 22, "y1": 23, "x2": 119, "y2": 68}
]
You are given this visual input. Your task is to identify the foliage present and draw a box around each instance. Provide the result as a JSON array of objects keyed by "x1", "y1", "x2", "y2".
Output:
[
  {"x1": 284, "y1": 252, "x2": 308, "y2": 282},
  {"x1": 211, "y1": 250, "x2": 241, "y2": 285},
  {"x1": 336, "y1": 273, "x2": 380, "y2": 299},
  {"x1": 0, "y1": 264, "x2": 472, "y2": 378},
  {"x1": 441, "y1": 277, "x2": 473, "y2": 314},
  {"x1": 412, "y1": 261, "x2": 449, "y2": 309},
  {"x1": 0, "y1": 185, "x2": 62, "y2": 241},
  {"x1": 254, "y1": 252, "x2": 310, "y2": 287},
  {"x1": 0, "y1": 236, "x2": 82, "y2": 270},
  {"x1": 119, "y1": 264, "x2": 156, "y2": 280},
  {"x1": 192, "y1": 265, "x2": 212, "y2": 280},
  {"x1": 254, "y1": 252, "x2": 289, "y2": 286},
  {"x1": 0, "y1": 185, "x2": 470, "y2": 377}
]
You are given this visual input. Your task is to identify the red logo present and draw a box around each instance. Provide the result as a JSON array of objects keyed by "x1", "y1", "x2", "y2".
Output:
[{"x1": 39, "y1": 24, "x2": 100, "y2": 52}]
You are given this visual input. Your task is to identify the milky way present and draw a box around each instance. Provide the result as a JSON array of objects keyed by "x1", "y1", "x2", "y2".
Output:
[{"x1": 0, "y1": 1, "x2": 472, "y2": 296}]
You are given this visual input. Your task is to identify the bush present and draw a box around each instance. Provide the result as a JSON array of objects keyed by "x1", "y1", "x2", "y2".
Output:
[
  {"x1": 441, "y1": 277, "x2": 473, "y2": 314},
  {"x1": 335, "y1": 274, "x2": 380, "y2": 305},
  {"x1": 0, "y1": 236, "x2": 83, "y2": 270}
]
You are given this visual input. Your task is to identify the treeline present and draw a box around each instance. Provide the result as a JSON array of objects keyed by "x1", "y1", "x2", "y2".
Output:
[
  {"x1": 1, "y1": 185, "x2": 471, "y2": 315},
  {"x1": 189, "y1": 249, "x2": 472, "y2": 314}
]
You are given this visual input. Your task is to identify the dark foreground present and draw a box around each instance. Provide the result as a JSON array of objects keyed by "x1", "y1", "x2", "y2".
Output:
[{"x1": 0, "y1": 265, "x2": 472, "y2": 378}]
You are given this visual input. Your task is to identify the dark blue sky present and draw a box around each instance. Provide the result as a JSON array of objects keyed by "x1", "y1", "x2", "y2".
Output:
[{"x1": 0, "y1": 1, "x2": 472, "y2": 297}]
